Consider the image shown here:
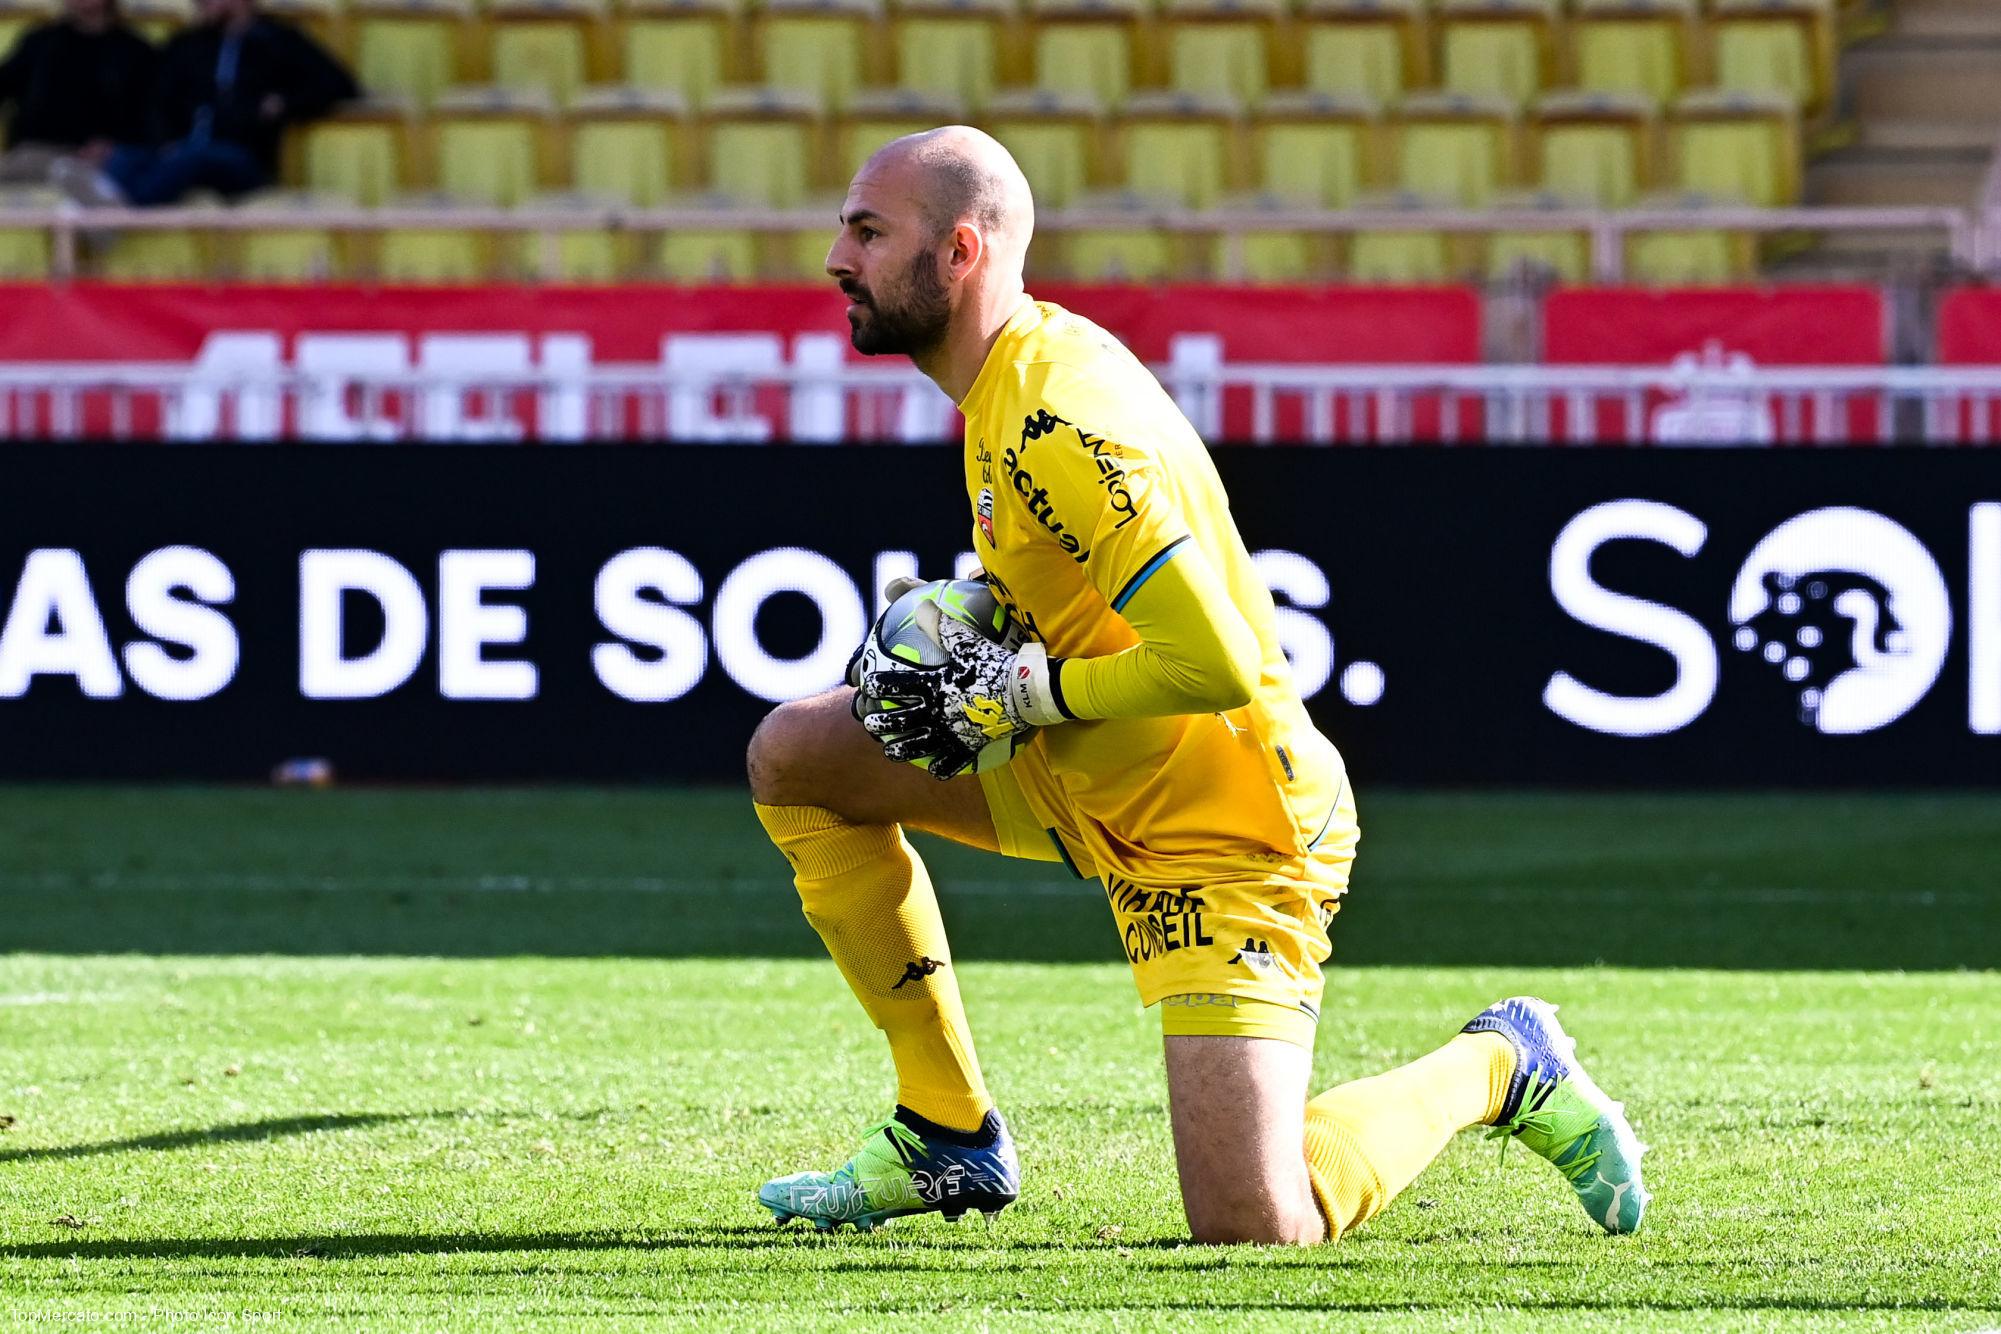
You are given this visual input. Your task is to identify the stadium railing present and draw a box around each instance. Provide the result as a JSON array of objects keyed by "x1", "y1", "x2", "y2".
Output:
[
  {"x1": 0, "y1": 199, "x2": 1989, "y2": 280},
  {"x1": 9, "y1": 358, "x2": 2001, "y2": 443}
]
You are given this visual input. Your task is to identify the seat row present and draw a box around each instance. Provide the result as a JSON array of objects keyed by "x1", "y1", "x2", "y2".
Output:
[
  {"x1": 275, "y1": 83, "x2": 1799, "y2": 218},
  {"x1": 0, "y1": 0, "x2": 1846, "y2": 117},
  {"x1": 0, "y1": 186, "x2": 1763, "y2": 284}
]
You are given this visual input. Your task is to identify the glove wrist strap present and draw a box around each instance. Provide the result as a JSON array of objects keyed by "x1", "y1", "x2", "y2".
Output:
[{"x1": 1009, "y1": 642, "x2": 1067, "y2": 728}]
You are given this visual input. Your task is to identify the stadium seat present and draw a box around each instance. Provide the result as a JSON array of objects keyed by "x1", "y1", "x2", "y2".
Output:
[
  {"x1": 1031, "y1": 0, "x2": 1142, "y2": 109},
  {"x1": 1347, "y1": 209, "x2": 1453, "y2": 282},
  {"x1": 1119, "y1": 91, "x2": 1239, "y2": 209},
  {"x1": 984, "y1": 88, "x2": 1104, "y2": 209},
  {"x1": 1669, "y1": 88, "x2": 1800, "y2": 206},
  {"x1": 569, "y1": 86, "x2": 685, "y2": 205},
  {"x1": 1483, "y1": 191, "x2": 1589, "y2": 282},
  {"x1": 1297, "y1": 0, "x2": 1424, "y2": 104},
  {"x1": 759, "y1": 0, "x2": 880, "y2": 112},
  {"x1": 701, "y1": 86, "x2": 819, "y2": 205},
  {"x1": 228, "y1": 191, "x2": 345, "y2": 281},
  {"x1": 353, "y1": 0, "x2": 472, "y2": 108},
  {"x1": 1063, "y1": 193, "x2": 1180, "y2": 280},
  {"x1": 1625, "y1": 194, "x2": 1756, "y2": 282},
  {"x1": 1206, "y1": 193, "x2": 1330, "y2": 282},
  {"x1": 891, "y1": 0, "x2": 1007, "y2": 110},
  {"x1": 1394, "y1": 92, "x2": 1517, "y2": 207},
  {"x1": 97, "y1": 209, "x2": 215, "y2": 281},
  {"x1": 300, "y1": 98, "x2": 414, "y2": 206},
  {"x1": 837, "y1": 89, "x2": 967, "y2": 179},
  {"x1": 512, "y1": 193, "x2": 628, "y2": 279},
  {"x1": 377, "y1": 193, "x2": 494, "y2": 280},
  {"x1": 487, "y1": 0, "x2": 609, "y2": 106},
  {"x1": 0, "y1": 187, "x2": 53, "y2": 279},
  {"x1": 1435, "y1": 0, "x2": 1552, "y2": 109},
  {"x1": 430, "y1": 86, "x2": 560, "y2": 206},
  {"x1": 1253, "y1": 91, "x2": 1378, "y2": 209},
  {"x1": 1571, "y1": 0, "x2": 1690, "y2": 107},
  {"x1": 1162, "y1": 0, "x2": 1279, "y2": 108},
  {"x1": 1710, "y1": 0, "x2": 1833, "y2": 115},
  {"x1": 653, "y1": 198, "x2": 761, "y2": 278},
  {"x1": 1531, "y1": 91, "x2": 1652, "y2": 207},
  {"x1": 777, "y1": 192, "x2": 847, "y2": 278},
  {"x1": 618, "y1": 0, "x2": 739, "y2": 107}
]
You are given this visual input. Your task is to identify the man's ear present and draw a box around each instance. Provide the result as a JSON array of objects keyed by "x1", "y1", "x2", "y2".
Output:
[{"x1": 947, "y1": 221, "x2": 984, "y2": 281}]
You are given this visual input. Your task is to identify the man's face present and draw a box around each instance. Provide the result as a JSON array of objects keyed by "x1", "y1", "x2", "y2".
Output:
[
  {"x1": 826, "y1": 164, "x2": 953, "y2": 359},
  {"x1": 63, "y1": 0, "x2": 110, "y2": 26}
]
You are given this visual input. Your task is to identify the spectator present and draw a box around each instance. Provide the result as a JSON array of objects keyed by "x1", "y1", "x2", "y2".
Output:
[
  {"x1": 56, "y1": 0, "x2": 356, "y2": 207},
  {"x1": 0, "y1": 0, "x2": 156, "y2": 186}
]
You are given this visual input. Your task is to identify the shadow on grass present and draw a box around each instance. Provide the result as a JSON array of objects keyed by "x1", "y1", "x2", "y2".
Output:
[{"x1": 0, "y1": 1112, "x2": 454, "y2": 1166}]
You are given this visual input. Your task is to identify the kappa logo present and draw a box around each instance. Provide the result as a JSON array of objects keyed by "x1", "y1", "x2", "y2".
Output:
[
  {"x1": 1230, "y1": 938, "x2": 1277, "y2": 973},
  {"x1": 892, "y1": 957, "x2": 946, "y2": 989},
  {"x1": 976, "y1": 487, "x2": 996, "y2": 546},
  {"x1": 1728, "y1": 508, "x2": 1952, "y2": 734}
]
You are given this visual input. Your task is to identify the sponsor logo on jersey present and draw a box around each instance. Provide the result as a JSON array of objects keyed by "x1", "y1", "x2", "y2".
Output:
[
  {"x1": 977, "y1": 487, "x2": 996, "y2": 546},
  {"x1": 1230, "y1": 938, "x2": 1277, "y2": 974},
  {"x1": 1107, "y1": 877, "x2": 1213, "y2": 964},
  {"x1": 1003, "y1": 414, "x2": 1090, "y2": 563}
]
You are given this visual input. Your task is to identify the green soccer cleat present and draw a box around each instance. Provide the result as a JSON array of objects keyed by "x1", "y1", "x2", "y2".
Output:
[
  {"x1": 1464, "y1": 996, "x2": 1651, "y2": 1234},
  {"x1": 759, "y1": 1109, "x2": 1020, "y2": 1233}
]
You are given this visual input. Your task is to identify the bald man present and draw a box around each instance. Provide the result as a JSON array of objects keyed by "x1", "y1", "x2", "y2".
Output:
[{"x1": 748, "y1": 128, "x2": 1649, "y2": 1243}]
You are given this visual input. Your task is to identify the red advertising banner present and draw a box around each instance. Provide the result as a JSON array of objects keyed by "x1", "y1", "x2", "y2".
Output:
[
  {"x1": 1541, "y1": 287, "x2": 1888, "y2": 443},
  {"x1": 0, "y1": 283, "x2": 1481, "y2": 443}
]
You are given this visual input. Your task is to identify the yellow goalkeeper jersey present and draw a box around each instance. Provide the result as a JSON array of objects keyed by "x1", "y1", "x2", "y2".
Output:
[{"x1": 959, "y1": 299, "x2": 1347, "y2": 877}]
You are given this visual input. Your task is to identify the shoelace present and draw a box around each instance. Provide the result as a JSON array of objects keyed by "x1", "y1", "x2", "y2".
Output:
[{"x1": 1485, "y1": 1071, "x2": 1603, "y2": 1183}]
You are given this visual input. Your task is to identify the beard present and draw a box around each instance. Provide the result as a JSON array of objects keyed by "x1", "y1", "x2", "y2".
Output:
[{"x1": 845, "y1": 249, "x2": 950, "y2": 358}]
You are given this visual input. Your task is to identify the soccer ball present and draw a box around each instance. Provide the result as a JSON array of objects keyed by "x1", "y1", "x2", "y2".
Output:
[{"x1": 851, "y1": 578, "x2": 1036, "y2": 774}]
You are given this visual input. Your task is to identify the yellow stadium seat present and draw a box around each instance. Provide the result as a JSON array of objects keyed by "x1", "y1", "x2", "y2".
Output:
[
  {"x1": 301, "y1": 99, "x2": 413, "y2": 206},
  {"x1": 1626, "y1": 218, "x2": 1755, "y2": 282},
  {"x1": 1669, "y1": 88, "x2": 1800, "y2": 206},
  {"x1": 569, "y1": 86, "x2": 684, "y2": 204},
  {"x1": 1031, "y1": 0, "x2": 1141, "y2": 109},
  {"x1": 1531, "y1": 91, "x2": 1652, "y2": 207},
  {"x1": 353, "y1": 0, "x2": 472, "y2": 108},
  {"x1": 1067, "y1": 229, "x2": 1180, "y2": 281},
  {"x1": 1119, "y1": 91, "x2": 1239, "y2": 209},
  {"x1": 98, "y1": 218, "x2": 213, "y2": 282},
  {"x1": 1394, "y1": 92, "x2": 1517, "y2": 207},
  {"x1": 512, "y1": 194, "x2": 628, "y2": 279},
  {"x1": 378, "y1": 195, "x2": 494, "y2": 280},
  {"x1": 1435, "y1": 0, "x2": 1551, "y2": 109},
  {"x1": 892, "y1": 0, "x2": 1006, "y2": 110},
  {"x1": 836, "y1": 89, "x2": 966, "y2": 180},
  {"x1": 261, "y1": 0, "x2": 347, "y2": 62},
  {"x1": 229, "y1": 192, "x2": 344, "y2": 281},
  {"x1": 1348, "y1": 228, "x2": 1452, "y2": 282},
  {"x1": 654, "y1": 203, "x2": 761, "y2": 279},
  {"x1": 1254, "y1": 91, "x2": 1378, "y2": 208},
  {"x1": 760, "y1": 0, "x2": 879, "y2": 112},
  {"x1": 1163, "y1": 0, "x2": 1279, "y2": 108},
  {"x1": 1483, "y1": 193, "x2": 1589, "y2": 281},
  {"x1": 1571, "y1": 0, "x2": 1689, "y2": 107},
  {"x1": 1711, "y1": 0, "x2": 1832, "y2": 115},
  {"x1": 1207, "y1": 194, "x2": 1331, "y2": 282},
  {"x1": 701, "y1": 86, "x2": 819, "y2": 205},
  {"x1": 1297, "y1": 0, "x2": 1425, "y2": 104},
  {"x1": 984, "y1": 88, "x2": 1104, "y2": 209},
  {"x1": 430, "y1": 85, "x2": 560, "y2": 206},
  {"x1": 488, "y1": 0, "x2": 609, "y2": 106},
  {"x1": 0, "y1": 187, "x2": 54, "y2": 279},
  {"x1": 775, "y1": 192, "x2": 847, "y2": 278},
  {"x1": 619, "y1": 0, "x2": 738, "y2": 107}
]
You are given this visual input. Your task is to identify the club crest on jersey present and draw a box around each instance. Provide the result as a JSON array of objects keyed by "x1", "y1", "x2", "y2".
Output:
[{"x1": 977, "y1": 487, "x2": 996, "y2": 546}]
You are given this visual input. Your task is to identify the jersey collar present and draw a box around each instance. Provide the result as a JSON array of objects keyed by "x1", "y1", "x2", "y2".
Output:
[{"x1": 957, "y1": 298, "x2": 1047, "y2": 414}]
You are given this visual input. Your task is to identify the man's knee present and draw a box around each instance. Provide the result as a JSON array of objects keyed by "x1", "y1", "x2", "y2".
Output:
[
  {"x1": 1183, "y1": 1180, "x2": 1325, "y2": 1246},
  {"x1": 746, "y1": 700, "x2": 818, "y2": 807}
]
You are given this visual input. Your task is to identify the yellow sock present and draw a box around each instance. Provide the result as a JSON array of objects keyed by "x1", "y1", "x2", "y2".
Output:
[
  {"x1": 1302, "y1": 1031, "x2": 1516, "y2": 1239},
  {"x1": 754, "y1": 802, "x2": 992, "y2": 1131}
]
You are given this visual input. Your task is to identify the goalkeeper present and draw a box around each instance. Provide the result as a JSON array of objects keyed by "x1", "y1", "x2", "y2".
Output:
[{"x1": 748, "y1": 127, "x2": 1648, "y2": 1243}]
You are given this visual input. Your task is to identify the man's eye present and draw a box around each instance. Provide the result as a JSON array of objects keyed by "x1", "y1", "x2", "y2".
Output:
[{"x1": 859, "y1": 227, "x2": 879, "y2": 242}]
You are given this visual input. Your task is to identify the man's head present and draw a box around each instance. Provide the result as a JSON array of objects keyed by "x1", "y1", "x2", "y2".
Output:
[
  {"x1": 61, "y1": 0, "x2": 115, "y2": 30},
  {"x1": 826, "y1": 126, "x2": 1034, "y2": 360},
  {"x1": 194, "y1": 0, "x2": 257, "y2": 28}
]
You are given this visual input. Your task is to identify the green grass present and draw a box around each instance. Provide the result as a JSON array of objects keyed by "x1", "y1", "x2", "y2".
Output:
[{"x1": 2, "y1": 787, "x2": 1998, "y2": 1329}]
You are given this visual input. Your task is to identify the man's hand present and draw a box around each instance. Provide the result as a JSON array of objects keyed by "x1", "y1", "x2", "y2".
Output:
[{"x1": 851, "y1": 582, "x2": 1066, "y2": 780}]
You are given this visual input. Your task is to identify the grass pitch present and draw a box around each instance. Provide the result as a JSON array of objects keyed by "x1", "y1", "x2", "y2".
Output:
[{"x1": 1, "y1": 787, "x2": 1998, "y2": 1329}]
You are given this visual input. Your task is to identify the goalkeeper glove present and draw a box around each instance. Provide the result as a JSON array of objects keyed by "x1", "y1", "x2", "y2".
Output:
[{"x1": 853, "y1": 580, "x2": 1067, "y2": 780}]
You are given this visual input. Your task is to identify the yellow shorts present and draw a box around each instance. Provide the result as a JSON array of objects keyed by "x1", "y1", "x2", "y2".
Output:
[{"x1": 978, "y1": 744, "x2": 1360, "y2": 1052}]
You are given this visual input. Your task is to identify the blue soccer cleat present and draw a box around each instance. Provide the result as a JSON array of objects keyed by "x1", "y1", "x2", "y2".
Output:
[
  {"x1": 1463, "y1": 996, "x2": 1651, "y2": 1234},
  {"x1": 759, "y1": 1109, "x2": 1020, "y2": 1232}
]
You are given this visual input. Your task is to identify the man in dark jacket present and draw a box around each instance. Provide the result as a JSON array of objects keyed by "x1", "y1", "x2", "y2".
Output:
[
  {"x1": 0, "y1": 0, "x2": 156, "y2": 185},
  {"x1": 58, "y1": 0, "x2": 356, "y2": 206}
]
